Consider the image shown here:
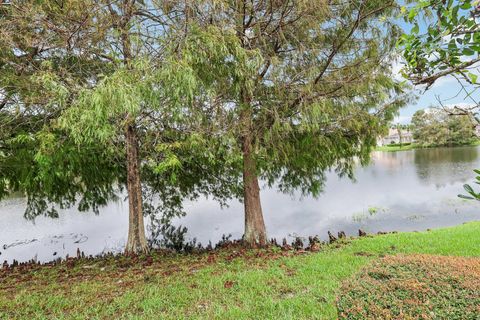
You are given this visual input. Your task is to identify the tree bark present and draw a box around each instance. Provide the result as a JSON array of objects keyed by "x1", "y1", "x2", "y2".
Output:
[
  {"x1": 235, "y1": 2, "x2": 267, "y2": 247},
  {"x1": 242, "y1": 131, "x2": 267, "y2": 247},
  {"x1": 118, "y1": 1, "x2": 147, "y2": 255},
  {"x1": 125, "y1": 120, "x2": 148, "y2": 254}
]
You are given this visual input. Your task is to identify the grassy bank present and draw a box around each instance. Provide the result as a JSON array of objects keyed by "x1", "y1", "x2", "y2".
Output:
[
  {"x1": 1, "y1": 222, "x2": 479, "y2": 319},
  {"x1": 375, "y1": 139, "x2": 480, "y2": 152},
  {"x1": 375, "y1": 143, "x2": 416, "y2": 152}
]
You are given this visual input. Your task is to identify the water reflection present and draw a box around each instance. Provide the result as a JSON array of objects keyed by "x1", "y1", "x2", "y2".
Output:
[
  {"x1": 414, "y1": 146, "x2": 479, "y2": 187},
  {"x1": 1, "y1": 146, "x2": 480, "y2": 263}
]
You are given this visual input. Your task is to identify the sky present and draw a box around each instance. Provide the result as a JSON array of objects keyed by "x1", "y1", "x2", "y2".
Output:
[{"x1": 394, "y1": 71, "x2": 476, "y2": 124}]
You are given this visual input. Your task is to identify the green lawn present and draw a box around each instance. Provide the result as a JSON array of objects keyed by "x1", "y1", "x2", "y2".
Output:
[
  {"x1": 374, "y1": 140, "x2": 480, "y2": 152},
  {"x1": 374, "y1": 143, "x2": 416, "y2": 152},
  {"x1": 1, "y1": 222, "x2": 479, "y2": 319}
]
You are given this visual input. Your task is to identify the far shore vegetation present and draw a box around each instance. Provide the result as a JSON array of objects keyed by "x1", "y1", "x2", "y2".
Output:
[
  {"x1": 376, "y1": 108, "x2": 480, "y2": 152},
  {"x1": 375, "y1": 139, "x2": 480, "y2": 152}
]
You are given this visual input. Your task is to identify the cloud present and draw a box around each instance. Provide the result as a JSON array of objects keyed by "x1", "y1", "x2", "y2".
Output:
[
  {"x1": 430, "y1": 75, "x2": 458, "y2": 88},
  {"x1": 393, "y1": 115, "x2": 411, "y2": 125},
  {"x1": 391, "y1": 59, "x2": 405, "y2": 81}
]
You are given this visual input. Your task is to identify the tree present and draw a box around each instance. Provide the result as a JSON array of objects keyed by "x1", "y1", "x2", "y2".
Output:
[
  {"x1": 399, "y1": 0, "x2": 480, "y2": 117},
  {"x1": 394, "y1": 123, "x2": 404, "y2": 146},
  {"x1": 2, "y1": 0, "x2": 409, "y2": 252},
  {"x1": 0, "y1": 1, "x2": 245, "y2": 254},
  {"x1": 0, "y1": 0, "x2": 177, "y2": 254},
  {"x1": 411, "y1": 108, "x2": 476, "y2": 147},
  {"x1": 1, "y1": 0, "x2": 122, "y2": 218},
  {"x1": 187, "y1": 0, "x2": 409, "y2": 246}
]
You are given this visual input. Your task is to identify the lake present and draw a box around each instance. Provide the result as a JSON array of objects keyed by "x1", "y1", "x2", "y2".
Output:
[{"x1": 2, "y1": 146, "x2": 480, "y2": 264}]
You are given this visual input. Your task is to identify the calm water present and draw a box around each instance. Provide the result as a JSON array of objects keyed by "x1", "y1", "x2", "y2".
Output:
[{"x1": 2, "y1": 146, "x2": 480, "y2": 264}]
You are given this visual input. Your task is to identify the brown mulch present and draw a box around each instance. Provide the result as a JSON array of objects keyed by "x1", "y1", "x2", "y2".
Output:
[{"x1": 337, "y1": 254, "x2": 480, "y2": 320}]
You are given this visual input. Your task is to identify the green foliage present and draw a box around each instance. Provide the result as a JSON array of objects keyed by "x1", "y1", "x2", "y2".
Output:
[
  {"x1": 0, "y1": 129, "x2": 122, "y2": 218},
  {"x1": 459, "y1": 169, "x2": 480, "y2": 201},
  {"x1": 0, "y1": 0, "x2": 121, "y2": 217},
  {"x1": 399, "y1": 0, "x2": 480, "y2": 89},
  {"x1": 0, "y1": 3, "x2": 250, "y2": 221},
  {"x1": 193, "y1": 0, "x2": 410, "y2": 198},
  {"x1": 411, "y1": 108, "x2": 476, "y2": 147},
  {"x1": 1, "y1": 0, "x2": 409, "y2": 226}
]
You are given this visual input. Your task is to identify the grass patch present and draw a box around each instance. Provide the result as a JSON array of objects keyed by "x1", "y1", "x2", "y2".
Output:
[
  {"x1": 352, "y1": 206, "x2": 387, "y2": 222},
  {"x1": 337, "y1": 254, "x2": 480, "y2": 319},
  {"x1": 374, "y1": 139, "x2": 480, "y2": 152},
  {"x1": 375, "y1": 143, "x2": 416, "y2": 152},
  {"x1": 0, "y1": 222, "x2": 479, "y2": 319}
]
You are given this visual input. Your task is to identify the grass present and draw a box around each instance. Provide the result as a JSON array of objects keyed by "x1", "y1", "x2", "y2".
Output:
[
  {"x1": 1, "y1": 222, "x2": 479, "y2": 319},
  {"x1": 374, "y1": 139, "x2": 480, "y2": 152},
  {"x1": 375, "y1": 143, "x2": 416, "y2": 152}
]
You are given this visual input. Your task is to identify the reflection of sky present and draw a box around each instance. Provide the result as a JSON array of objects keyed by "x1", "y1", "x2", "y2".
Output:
[
  {"x1": 0, "y1": 199, "x2": 128, "y2": 264},
  {"x1": 2, "y1": 147, "x2": 480, "y2": 264}
]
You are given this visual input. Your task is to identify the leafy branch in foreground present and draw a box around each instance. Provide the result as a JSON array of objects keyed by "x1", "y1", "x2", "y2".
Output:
[{"x1": 459, "y1": 169, "x2": 480, "y2": 201}]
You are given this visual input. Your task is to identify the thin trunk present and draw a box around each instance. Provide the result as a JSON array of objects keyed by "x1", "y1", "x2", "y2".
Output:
[
  {"x1": 235, "y1": 2, "x2": 267, "y2": 247},
  {"x1": 242, "y1": 123, "x2": 267, "y2": 247},
  {"x1": 125, "y1": 121, "x2": 148, "y2": 254},
  {"x1": 397, "y1": 127, "x2": 403, "y2": 147},
  {"x1": 119, "y1": 1, "x2": 147, "y2": 254}
]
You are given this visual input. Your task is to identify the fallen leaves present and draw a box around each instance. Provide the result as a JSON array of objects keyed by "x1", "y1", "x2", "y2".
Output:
[{"x1": 337, "y1": 254, "x2": 480, "y2": 320}]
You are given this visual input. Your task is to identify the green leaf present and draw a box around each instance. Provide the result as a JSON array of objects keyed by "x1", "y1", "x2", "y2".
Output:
[
  {"x1": 408, "y1": 8, "x2": 417, "y2": 21},
  {"x1": 411, "y1": 24, "x2": 419, "y2": 34},
  {"x1": 462, "y1": 48, "x2": 475, "y2": 56},
  {"x1": 458, "y1": 194, "x2": 474, "y2": 200},
  {"x1": 468, "y1": 72, "x2": 478, "y2": 84}
]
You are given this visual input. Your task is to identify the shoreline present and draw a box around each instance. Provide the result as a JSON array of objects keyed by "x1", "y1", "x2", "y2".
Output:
[
  {"x1": 375, "y1": 140, "x2": 480, "y2": 152},
  {"x1": 1, "y1": 228, "x2": 387, "y2": 271},
  {"x1": 1, "y1": 222, "x2": 479, "y2": 319}
]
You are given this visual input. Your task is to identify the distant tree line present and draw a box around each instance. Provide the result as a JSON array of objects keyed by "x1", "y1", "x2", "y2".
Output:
[{"x1": 411, "y1": 109, "x2": 477, "y2": 147}]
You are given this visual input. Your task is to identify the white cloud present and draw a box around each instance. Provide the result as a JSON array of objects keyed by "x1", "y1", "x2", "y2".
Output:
[
  {"x1": 393, "y1": 115, "x2": 411, "y2": 125},
  {"x1": 430, "y1": 75, "x2": 458, "y2": 88},
  {"x1": 391, "y1": 59, "x2": 405, "y2": 81}
]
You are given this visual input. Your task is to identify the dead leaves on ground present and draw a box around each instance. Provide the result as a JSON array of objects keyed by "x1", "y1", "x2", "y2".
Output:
[{"x1": 337, "y1": 254, "x2": 480, "y2": 320}]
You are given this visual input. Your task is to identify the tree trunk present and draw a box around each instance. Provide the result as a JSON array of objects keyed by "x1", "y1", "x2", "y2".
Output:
[
  {"x1": 234, "y1": 2, "x2": 267, "y2": 247},
  {"x1": 242, "y1": 132, "x2": 267, "y2": 247},
  {"x1": 125, "y1": 121, "x2": 148, "y2": 254}
]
